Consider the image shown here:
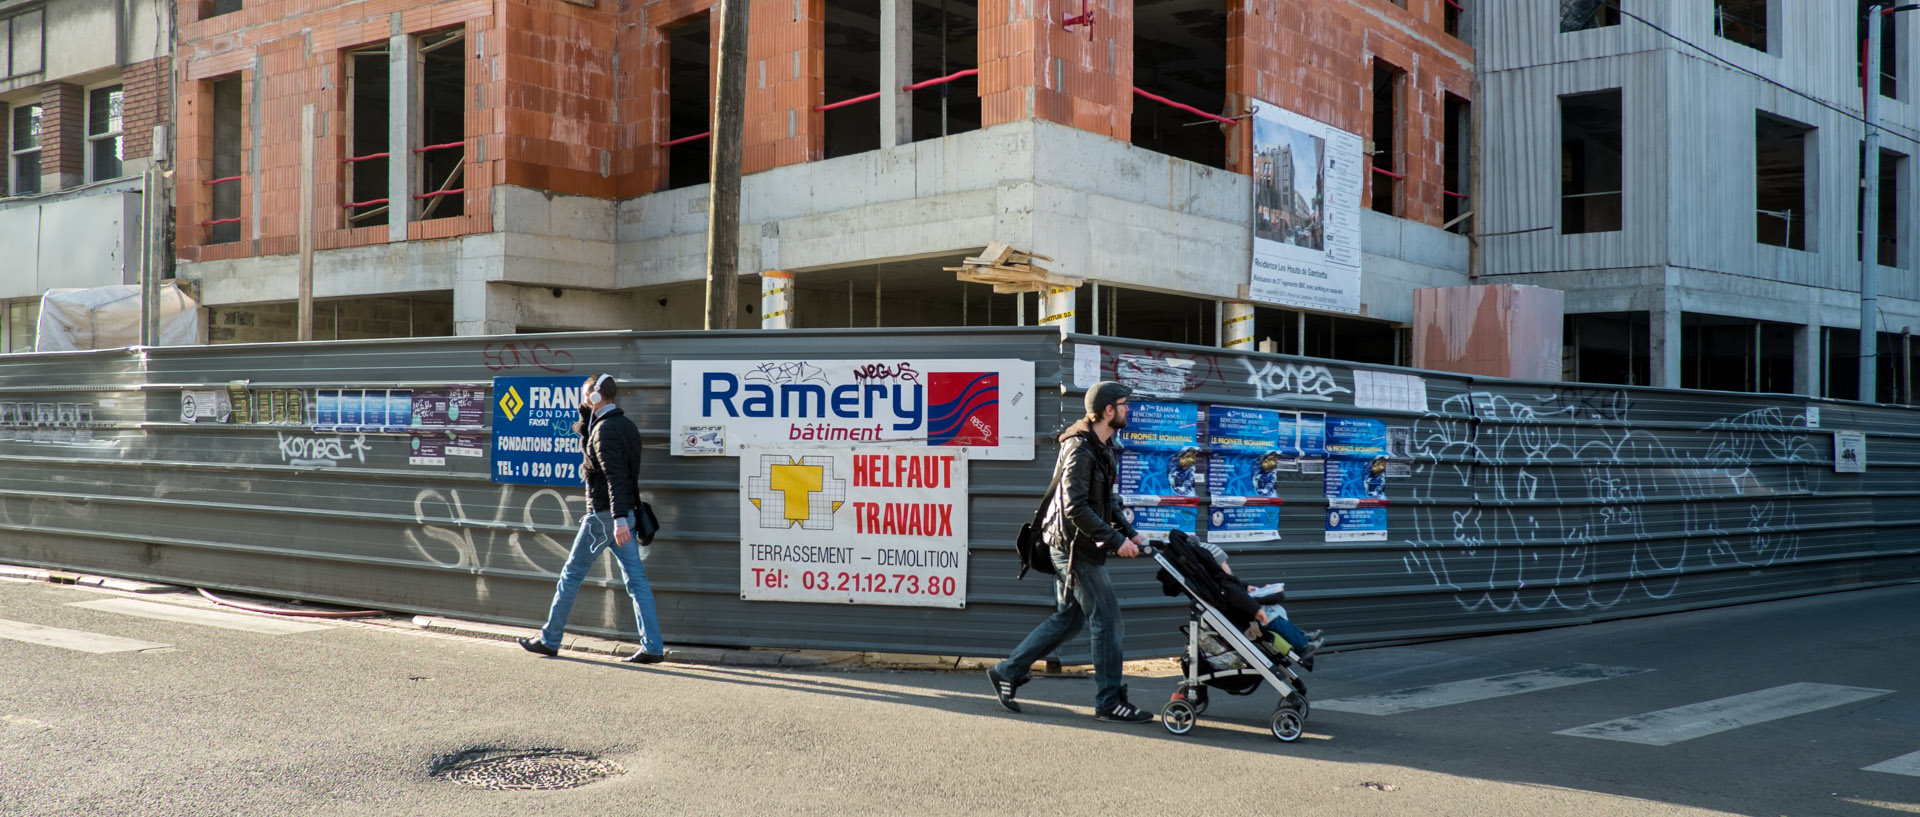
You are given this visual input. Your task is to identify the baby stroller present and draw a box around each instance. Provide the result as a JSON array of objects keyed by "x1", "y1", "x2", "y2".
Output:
[{"x1": 1151, "y1": 530, "x2": 1313, "y2": 742}]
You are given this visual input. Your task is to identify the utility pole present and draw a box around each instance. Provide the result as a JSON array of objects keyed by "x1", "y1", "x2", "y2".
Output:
[
  {"x1": 704, "y1": 0, "x2": 750, "y2": 330},
  {"x1": 1860, "y1": 3, "x2": 1886, "y2": 402}
]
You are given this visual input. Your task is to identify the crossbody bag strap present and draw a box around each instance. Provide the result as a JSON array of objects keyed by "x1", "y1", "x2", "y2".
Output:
[{"x1": 1032, "y1": 445, "x2": 1069, "y2": 529}]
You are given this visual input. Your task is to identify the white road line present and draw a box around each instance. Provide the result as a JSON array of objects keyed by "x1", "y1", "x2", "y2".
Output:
[
  {"x1": 1864, "y1": 750, "x2": 1920, "y2": 777},
  {"x1": 1555, "y1": 682, "x2": 1893, "y2": 746},
  {"x1": 0, "y1": 618, "x2": 171, "y2": 653},
  {"x1": 66, "y1": 598, "x2": 334, "y2": 635},
  {"x1": 1315, "y1": 664, "x2": 1653, "y2": 716}
]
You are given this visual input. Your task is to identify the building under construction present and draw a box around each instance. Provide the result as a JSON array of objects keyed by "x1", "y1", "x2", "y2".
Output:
[{"x1": 153, "y1": 0, "x2": 1470, "y2": 362}]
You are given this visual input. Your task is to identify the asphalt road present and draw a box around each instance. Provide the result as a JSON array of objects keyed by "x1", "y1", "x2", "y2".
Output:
[{"x1": 3, "y1": 577, "x2": 1917, "y2": 817}]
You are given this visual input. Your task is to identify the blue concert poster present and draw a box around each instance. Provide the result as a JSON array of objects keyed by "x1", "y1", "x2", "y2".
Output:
[
  {"x1": 1206, "y1": 405, "x2": 1285, "y2": 503},
  {"x1": 1117, "y1": 401, "x2": 1201, "y2": 500}
]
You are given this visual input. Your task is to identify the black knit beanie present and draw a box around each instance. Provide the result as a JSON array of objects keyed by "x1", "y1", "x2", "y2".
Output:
[{"x1": 1084, "y1": 381, "x2": 1133, "y2": 418}]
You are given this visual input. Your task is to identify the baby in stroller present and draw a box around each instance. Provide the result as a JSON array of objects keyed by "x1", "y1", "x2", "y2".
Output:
[{"x1": 1157, "y1": 531, "x2": 1325, "y2": 668}]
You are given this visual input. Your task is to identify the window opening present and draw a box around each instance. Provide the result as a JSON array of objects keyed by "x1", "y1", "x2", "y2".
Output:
[
  {"x1": 1860, "y1": 145, "x2": 1904, "y2": 266},
  {"x1": 1714, "y1": 0, "x2": 1767, "y2": 52},
  {"x1": 822, "y1": 0, "x2": 879, "y2": 159},
  {"x1": 1680, "y1": 314, "x2": 1793, "y2": 393},
  {"x1": 1564, "y1": 312, "x2": 1650, "y2": 386},
  {"x1": 1444, "y1": 0, "x2": 1463, "y2": 40},
  {"x1": 344, "y1": 45, "x2": 390, "y2": 227},
  {"x1": 208, "y1": 76, "x2": 243, "y2": 244},
  {"x1": 1755, "y1": 111, "x2": 1813, "y2": 251},
  {"x1": 205, "y1": 0, "x2": 242, "y2": 17},
  {"x1": 1860, "y1": 9, "x2": 1900, "y2": 99},
  {"x1": 1561, "y1": 88, "x2": 1623, "y2": 234},
  {"x1": 1, "y1": 7, "x2": 45, "y2": 80},
  {"x1": 667, "y1": 15, "x2": 712, "y2": 189},
  {"x1": 1131, "y1": 0, "x2": 1228, "y2": 169},
  {"x1": 9, "y1": 103, "x2": 39, "y2": 195},
  {"x1": 417, "y1": 29, "x2": 466, "y2": 219},
  {"x1": 1443, "y1": 93, "x2": 1470, "y2": 231},
  {"x1": 1369, "y1": 61, "x2": 1402, "y2": 216},
  {"x1": 86, "y1": 85, "x2": 123, "y2": 181},
  {"x1": 4, "y1": 299, "x2": 38, "y2": 353},
  {"x1": 910, "y1": 0, "x2": 978, "y2": 141},
  {"x1": 1559, "y1": 0, "x2": 1618, "y2": 32}
]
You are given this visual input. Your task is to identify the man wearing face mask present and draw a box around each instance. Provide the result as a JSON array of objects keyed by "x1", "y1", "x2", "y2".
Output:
[{"x1": 518, "y1": 373, "x2": 665, "y2": 664}]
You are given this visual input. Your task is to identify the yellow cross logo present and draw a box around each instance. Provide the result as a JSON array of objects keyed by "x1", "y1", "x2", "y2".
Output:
[
  {"x1": 748, "y1": 456, "x2": 845, "y2": 528},
  {"x1": 498, "y1": 387, "x2": 524, "y2": 422}
]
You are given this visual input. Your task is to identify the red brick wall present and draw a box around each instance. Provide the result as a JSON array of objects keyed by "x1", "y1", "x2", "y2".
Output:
[
  {"x1": 41, "y1": 83, "x2": 83, "y2": 183},
  {"x1": 176, "y1": 0, "x2": 498, "y2": 262},
  {"x1": 978, "y1": 0, "x2": 1133, "y2": 137},
  {"x1": 1230, "y1": 0, "x2": 1471, "y2": 226},
  {"x1": 499, "y1": 0, "x2": 617, "y2": 198},
  {"x1": 124, "y1": 56, "x2": 173, "y2": 163}
]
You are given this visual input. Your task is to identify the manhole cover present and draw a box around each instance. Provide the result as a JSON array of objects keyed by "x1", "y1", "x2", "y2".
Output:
[{"x1": 430, "y1": 749, "x2": 624, "y2": 790}]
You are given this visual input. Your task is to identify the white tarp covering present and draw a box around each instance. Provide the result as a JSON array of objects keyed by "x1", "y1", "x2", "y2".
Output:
[{"x1": 35, "y1": 283, "x2": 203, "y2": 351}]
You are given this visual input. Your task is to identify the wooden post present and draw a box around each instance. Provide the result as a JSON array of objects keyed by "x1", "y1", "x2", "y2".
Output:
[
  {"x1": 298, "y1": 104, "x2": 316, "y2": 341},
  {"x1": 704, "y1": 0, "x2": 751, "y2": 330}
]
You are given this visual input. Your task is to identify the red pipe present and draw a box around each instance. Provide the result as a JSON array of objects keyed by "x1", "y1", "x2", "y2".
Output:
[
  {"x1": 198, "y1": 587, "x2": 384, "y2": 619},
  {"x1": 1443, "y1": 189, "x2": 1468, "y2": 199},
  {"x1": 1132, "y1": 88, "x2": 1236, "y2": 125},
  {"x1": 343, "y1": 152, "x2": 390, "y2": 163},
  {"x1": 903, "y1": 68, "x2": 979, "y2": 91},
  {"x1": 345, "y1": 198, "x2": 390, "y2": 208},
  {"x1": 814, "y1": 91, "x2": 882, "y2": 112},
  {"x1": 199, "y1": 217, "x2": 242, "y2": 226},
  {"x1": 659, "y1": 132, "x2": 710, "y2": 148},
  {"x1": 202, "y1": 175, "x2": 242, "y2": 186},
  {"x1": 414, "y1": 141, "x2": 465, "y2": 153},
  {"x1": 413, "y1": 189, "x2": 466, "y2": 199},
  {"x1": 1371, "y1": 164, "x2": 1406, "y2": 180}
]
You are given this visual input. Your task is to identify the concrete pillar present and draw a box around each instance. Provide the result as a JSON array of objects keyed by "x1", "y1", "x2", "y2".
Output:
[
  {"x1": 879, "y1": 0, "x2": 912, "y2": 147},
  {"x1": 388, "y1": 20, "x2": 418, "y2": 243},
  {"x1": 453, "y1": 264, "x2": 516, "y2": 336},
  {"x1": 1649, "y1": 293, "x2": 1682, "y2": 389},
  {"x1": 1797, "y1": 315, "x2": 1824, "y2": 397},
  {"x1": 1222, "y1": 301, "x2": 1255, "y2": 350},
  {"x1": 761, "y1": 270, "x2": 794, "y2": 329},
  {"x1": 1041, "y1": 286, "x2": 1077, "y2": 336}
]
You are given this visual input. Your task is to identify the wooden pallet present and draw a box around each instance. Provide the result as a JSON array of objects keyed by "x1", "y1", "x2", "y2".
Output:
[{"x1": 945, "y1": 242, "x2": 1081, "y2": 293}]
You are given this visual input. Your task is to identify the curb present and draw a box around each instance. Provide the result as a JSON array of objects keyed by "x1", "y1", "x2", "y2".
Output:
[{"x1": 0, "y1": 564, "x2": 180, "y2": 594}]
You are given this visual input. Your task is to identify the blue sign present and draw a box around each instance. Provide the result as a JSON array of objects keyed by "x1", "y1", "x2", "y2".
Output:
[
  {"x1": 491, "y1": 376, "x2": 586, "y2": 487},
  {"x1": 1325, "y1": 506, "x2": 1387, "y2": 542},
  {"x1": 1117, "y1": 401, "x2": 1201, "y2": 501},
  {"x1": 315, "y1": 388, "x2": 414, "y2": 433},
  {"x1": 1207, "y1": 505, "x2": 1280, "y2": 544},
  {"x1": 1207, "y1": 405, "x2": 1285, "y2": 502}
]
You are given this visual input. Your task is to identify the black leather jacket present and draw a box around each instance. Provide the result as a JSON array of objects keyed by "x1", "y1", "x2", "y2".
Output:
[
  {"x1": 575, "y1": 405, "x2": 644, "y2": 518},
  {"x1": 1042, "y1": 419, "x2": 1138, "y2": 565}
]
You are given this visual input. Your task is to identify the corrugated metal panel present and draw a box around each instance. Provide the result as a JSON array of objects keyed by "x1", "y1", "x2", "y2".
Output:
[{"x1": 3, "y1": 330, "x2": 1916, "y2": 663}]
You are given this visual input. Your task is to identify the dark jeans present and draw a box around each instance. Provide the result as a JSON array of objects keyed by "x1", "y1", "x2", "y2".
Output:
[{"x1": 992, "y1": 549, "x2": 1126, "y2": 712}]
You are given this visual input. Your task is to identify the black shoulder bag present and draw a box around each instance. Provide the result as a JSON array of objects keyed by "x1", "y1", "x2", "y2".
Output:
[
  {"x1": 634, "y1": 428, "x2": 661, "y2": 546},
  {"x1": 1015, "y1": 450, "x2": 1069, "y2": 579}
]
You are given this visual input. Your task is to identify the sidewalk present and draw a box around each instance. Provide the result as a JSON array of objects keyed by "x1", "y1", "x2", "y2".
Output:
[{"x1": 1, "y1": 563, "x2": 1165, "y2": 674}]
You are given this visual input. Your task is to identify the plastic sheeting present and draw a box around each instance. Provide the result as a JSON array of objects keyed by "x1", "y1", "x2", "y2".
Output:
[{"x1": 34, "y1": 283, "x2": 203, "y2": 351}]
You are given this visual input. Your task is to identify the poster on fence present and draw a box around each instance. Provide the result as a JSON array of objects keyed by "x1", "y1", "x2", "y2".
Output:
[
  {"x1": 1323, "y1": 416, "x2": 1389, "y2": 541},
  {"x1": 739, "y1": 446, "x2": 969, "y2": 608},
  {"x1": 1205, "y1": 405, "x2": 1285, "y2": 543},
  {"x1": 1118, "y1": 400, "x2": 1202, "y2": 501}
]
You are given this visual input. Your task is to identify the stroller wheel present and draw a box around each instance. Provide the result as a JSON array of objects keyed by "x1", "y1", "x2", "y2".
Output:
[
  {"x1": 1161, "y1": 700, "x2": 1198, "y2": 735},
  {"x1": 1270, "y1": 706, "x2": 1306, "y2": 743}
]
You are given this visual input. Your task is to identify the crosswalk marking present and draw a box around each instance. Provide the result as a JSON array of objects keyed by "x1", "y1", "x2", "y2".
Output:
[
  {"x1": 1555, "y1": 682, "x2": 1893, "y2": 746},
  {"x1": 1864, "y1": 750, "x2": 1920, "y2": 777},
  {"x1": 0, "y1": 617, "x2": 170, "y2": 653},
  {"x1": 1315, "y1": 664, "x2": 1653, "y2": 716},
  {"x1": 66, "y1": 598, "x2": 334, "y2": 635}
]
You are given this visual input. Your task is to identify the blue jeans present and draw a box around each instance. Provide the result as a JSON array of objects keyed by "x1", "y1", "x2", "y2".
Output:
[
  {"x1": 992, "y1": 550, "x2": 1126, "y2": 712},
  {"x1": 538, "y1": 511, "x2": 662, "y2": 654}
]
